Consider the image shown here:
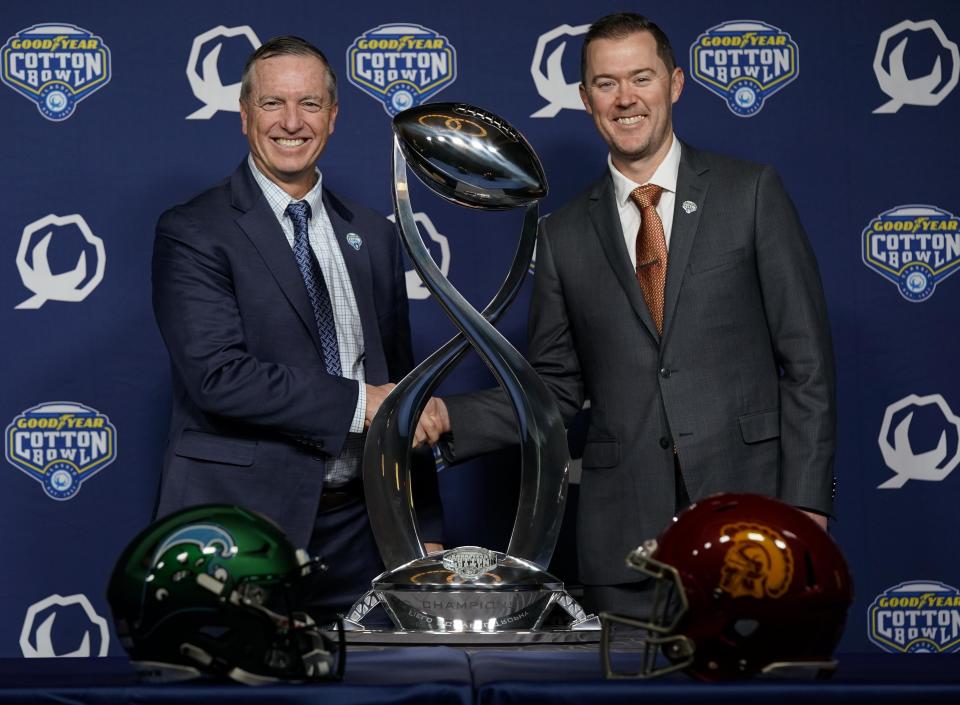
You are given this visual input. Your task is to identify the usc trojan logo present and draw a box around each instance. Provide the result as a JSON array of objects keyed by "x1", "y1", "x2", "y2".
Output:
[{"x1": 718, "y1": 523, "x2": 793, "y2": 599}]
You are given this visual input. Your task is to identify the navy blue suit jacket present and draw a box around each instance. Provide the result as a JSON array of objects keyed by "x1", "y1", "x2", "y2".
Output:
[{"x1": 152, "y1": 160, "x2": 431, "y2": 549}]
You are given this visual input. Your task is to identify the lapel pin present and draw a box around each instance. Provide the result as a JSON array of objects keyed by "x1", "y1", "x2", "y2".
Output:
[
  {"x1": 346, "y1": 232, "x2": 362, "y2": 251},
  {"x1": 682, "y1": 200, "x2": 697, "y2": 214}
]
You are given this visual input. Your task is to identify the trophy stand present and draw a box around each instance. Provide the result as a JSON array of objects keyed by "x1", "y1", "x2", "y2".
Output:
[{"x1": 345, "y1": 103, "x2": 599, "y2": 643}]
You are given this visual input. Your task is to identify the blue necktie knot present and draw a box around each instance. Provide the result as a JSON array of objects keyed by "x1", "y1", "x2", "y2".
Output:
[{"x1": 286, "y1": 200, "x2": 311, "y2": 230}]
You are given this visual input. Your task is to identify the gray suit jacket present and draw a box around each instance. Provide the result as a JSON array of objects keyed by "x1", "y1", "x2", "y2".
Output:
[{"x1": 444, "y1": 144, "x2": 836, "y2": 585}]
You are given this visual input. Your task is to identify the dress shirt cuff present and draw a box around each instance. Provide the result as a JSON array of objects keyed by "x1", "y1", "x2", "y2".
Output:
[{"x1": 350, "y1": 380, "x2": 366, "y2": 433}]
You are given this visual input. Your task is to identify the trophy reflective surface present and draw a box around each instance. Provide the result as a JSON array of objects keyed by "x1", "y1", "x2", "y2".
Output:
[{"x1": 345, "y1": 103, "x2": 599, "y2": 643}]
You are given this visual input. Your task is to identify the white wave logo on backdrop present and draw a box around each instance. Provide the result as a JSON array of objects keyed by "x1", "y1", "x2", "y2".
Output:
[
  {"x1": 530, "y1": 23, "x2": 589, "y2": 118},
  {"x1": 186, "y1": 25, "x2": 261, "y2": 119},
  {"x1": 387, "y1": 211, "x2": 451, "y2": 300},
  {"x1": 15, "y1": 213, "x2": 105, "y2": 309},
  {"x1": 878, "y1": 393, "x2": 960, "y2": 489},
  {"x1": 20, "y1": 594, "x2": 109, "y2": 657},
  {"x1": 874, "y1": 19, "x2": 958, "y2": 113}
]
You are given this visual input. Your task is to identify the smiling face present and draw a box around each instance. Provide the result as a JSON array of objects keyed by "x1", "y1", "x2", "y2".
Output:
[
  {"x1": 580, "y1": 30, "x2": 683, "y2": 183},
  {"x1": 240, "y1": 53, "x2": 339, "y2": 198}
]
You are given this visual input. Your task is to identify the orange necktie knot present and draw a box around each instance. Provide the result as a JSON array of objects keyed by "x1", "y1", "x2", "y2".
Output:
[{"x1": 630, "y1": 183, "x2": 663, "y2": 210}]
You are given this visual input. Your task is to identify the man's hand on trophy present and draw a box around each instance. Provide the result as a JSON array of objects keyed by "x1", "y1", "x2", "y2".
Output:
[
  {"x1": 364, "y1": 383, "x2": 397, "y2": 427},
  {"x1": 413, "y1": 397, "x2": 450, "y2": 447}
]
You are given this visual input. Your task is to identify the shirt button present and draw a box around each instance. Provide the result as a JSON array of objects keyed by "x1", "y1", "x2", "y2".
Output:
[{"x1": 659, "y1": 367, "x2": 671, "y2": 378}]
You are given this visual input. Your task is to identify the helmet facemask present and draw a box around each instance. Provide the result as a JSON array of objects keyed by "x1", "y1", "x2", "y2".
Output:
[{"x1": 600, "y1": 539, "x2": 694, "y2": 679}]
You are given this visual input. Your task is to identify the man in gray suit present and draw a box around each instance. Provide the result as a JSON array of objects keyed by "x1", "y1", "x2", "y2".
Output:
[{"x1": 421, "y1": 13, "x2": 835, "y2": 613}]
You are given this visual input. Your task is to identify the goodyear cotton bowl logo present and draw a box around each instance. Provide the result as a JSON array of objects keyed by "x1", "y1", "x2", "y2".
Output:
[
  {"x1": 869, "y1": 581, "x2": 960, "y2": 653},
  {"x1": 1, "y1": 23, "x2": 111, "y2": 121},
  {"x1": 862, "y1": 205, "x2": 960, "y2": 301},
  {"x1": 690, "y1": 20, "x2": 798, "y2": 116},
  {"x1": 347, "y1": 23, "x2": 457, "y2": 116},
  {"x1": 5, "y1": 402, "x2": 117, "y2": 500}
]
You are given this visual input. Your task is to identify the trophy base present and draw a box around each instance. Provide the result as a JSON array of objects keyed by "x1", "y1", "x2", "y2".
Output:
[{"x1": 343, "y1": 547, "x2": 600, "y2": 644}]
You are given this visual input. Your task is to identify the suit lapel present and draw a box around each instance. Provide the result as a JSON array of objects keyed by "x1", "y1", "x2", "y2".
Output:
[
  {"x1": 663, "y1": 144, "x2": 709, "y2": 342},
  {"x1": 588, "y1": 173, "x2": 660, "y2": 340},
  {"x1": 323, "y1": 190, "x2": 388, "y2": 384},
  {"x1": 231, "y1": 163, "x2": 325, "y2": 355}
]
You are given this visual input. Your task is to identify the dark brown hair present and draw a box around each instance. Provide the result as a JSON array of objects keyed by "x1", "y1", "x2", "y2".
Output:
[{"x1": 580, "y1": 13, "x2": 677, "y2": 83}]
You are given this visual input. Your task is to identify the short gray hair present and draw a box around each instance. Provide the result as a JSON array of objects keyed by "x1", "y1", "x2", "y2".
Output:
[{"x1": 240, "y1": 35, "x2": 337, "y2": 103}]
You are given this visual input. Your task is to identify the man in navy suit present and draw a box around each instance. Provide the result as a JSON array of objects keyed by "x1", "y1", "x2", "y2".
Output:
[{"x1": 152, "y1": 36, "x2": 440, "y2": 623}]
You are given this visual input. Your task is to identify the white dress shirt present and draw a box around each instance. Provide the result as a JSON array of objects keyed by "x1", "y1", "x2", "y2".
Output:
[{"x1": 248, "y1": 156, "x2": 365, "y2": 484}]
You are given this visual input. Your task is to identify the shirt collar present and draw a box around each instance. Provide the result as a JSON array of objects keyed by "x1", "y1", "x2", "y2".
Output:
[
  {"x1": 246, "y1": 154, "x2": 325, "y2": 220},
  {"x1": 608, "y1": 134, "x2": 682, "y2": 207}
]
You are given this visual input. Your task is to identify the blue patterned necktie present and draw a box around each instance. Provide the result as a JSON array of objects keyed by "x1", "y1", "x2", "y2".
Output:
[{"x1": 286, "y1": 200, "x2": 342, "y2": 375}]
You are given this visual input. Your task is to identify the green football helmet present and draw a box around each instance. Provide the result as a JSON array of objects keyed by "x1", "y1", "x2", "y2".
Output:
[{"x1": 107, "y1": 505, "x2": 344, "y2": 684}]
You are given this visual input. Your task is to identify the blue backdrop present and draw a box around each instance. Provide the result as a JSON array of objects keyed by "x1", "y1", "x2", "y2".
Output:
[{"x1": 2, "y1": 0, "x2": 959, "y2": 660}]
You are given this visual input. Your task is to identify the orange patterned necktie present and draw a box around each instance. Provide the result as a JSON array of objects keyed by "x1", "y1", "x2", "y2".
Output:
[{"x1": 630, "y1": 183, "x2": 667, "y2": 335}]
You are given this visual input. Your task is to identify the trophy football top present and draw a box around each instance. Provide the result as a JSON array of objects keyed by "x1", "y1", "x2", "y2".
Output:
[{"x1": 393, "y1": 102, "x2": 548, "y2": 210}]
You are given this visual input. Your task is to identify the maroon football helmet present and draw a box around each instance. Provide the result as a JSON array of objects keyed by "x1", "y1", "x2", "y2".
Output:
[{"x1": 600, "y1": 493, "x2": 853, "y2": 681}]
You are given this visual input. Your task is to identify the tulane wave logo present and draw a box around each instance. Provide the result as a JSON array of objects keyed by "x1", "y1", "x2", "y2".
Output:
[
  {"x1": 689, "y1": 20, "x2": 798, "y2": 117},
  {"x1": 347, "y1": 23, "x2": 457, "y2": 116},
  {"x1": 861, "y1": 204, "x2": 960, "y2": 301},
  {"x1": 152, "y1": 524, "x2": 238, "y2": 570},
  {"x1": 1, "y1": 23, "x2": 111, "y2": 121}
]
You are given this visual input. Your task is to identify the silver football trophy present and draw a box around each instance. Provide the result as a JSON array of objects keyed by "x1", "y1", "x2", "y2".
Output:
[{"x1": 345, "y1": 103, "x2": 599, "y2": 643}]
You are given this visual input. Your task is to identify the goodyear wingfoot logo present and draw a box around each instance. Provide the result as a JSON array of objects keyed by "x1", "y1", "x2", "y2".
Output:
[
  {"x1": 869, "y1": 581, "x2": 960, "y2": 653},
  {"x1": 690, "y1": 20, "x2": 798, "y2": 117},
  {"x1": 347, "y1": 23, "x2": 457, "y2": 116},
  {"x1": 862, "y1": 205, "x2": 960, "y2": 301},
  {"x1": 2, "y1": 23, "x2": 111, "y2": 121},
  {"x1": 5, "y1": 402, "x2": 117, "y2": 500}
]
